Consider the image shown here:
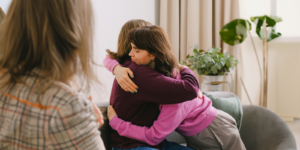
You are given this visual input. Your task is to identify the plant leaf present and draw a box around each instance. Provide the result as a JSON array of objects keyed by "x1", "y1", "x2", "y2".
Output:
[
  {"x1": 214, "y1": 47, "x2": 222, "y2": 52},
  {"x1": 250, "y1": 15, "x2": 282, "y2": 41},
  {"x1": 259, "y1": 28, "x2": 282, "y2": 42},
  {"x1": 197, "y1": 69, "x2": 203, "y2": 75},
  {"x1": 211, "y1": 66, "x2": 218, "y2": 74},
  {"x1": 186, "y1": 54, "x2": 190, "y2": 59},
  {"x1": 269, "y1": 15, "x2": 282, "y2": 22},
  {"x1": 220, "y1": 57, "x2": 225, "y2": 66},
  {"x1": 179, "y1": 60, "x2": 184, "y2": 65},
  {"x1": 220, "y1": 19, "x2": 251, "y2": 46},
  {"x1": 216, "y1": 63, "x2": 222, "y2": 70},
  {"x1": 190, "y1": 65, "x2": 196, "y2": 70},
  {"x1": 194, "y1": 44, "x2": 199, "y2": 50},
  {"x1": 185, "y1": 46, "x2": 238, "y2": 76},
  {"x1": 207, "y1": 48, "x2": 215, "y2": 53},
  {"x1": 193, "y1": 49, "x2": 200, "y2": 55}
]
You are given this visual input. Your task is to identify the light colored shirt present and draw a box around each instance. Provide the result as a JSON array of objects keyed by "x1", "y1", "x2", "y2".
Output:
[
  {"x1": 103, "y1": 55, "x2": 217, "y2": 146},
  {"x1": 0, "y1": 74, "x2": 105, "y2": 149}
]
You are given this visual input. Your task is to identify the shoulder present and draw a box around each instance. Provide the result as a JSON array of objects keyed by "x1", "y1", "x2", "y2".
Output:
[{"x1": 123, "y1": 60, "x2": 159, "y2": 75}]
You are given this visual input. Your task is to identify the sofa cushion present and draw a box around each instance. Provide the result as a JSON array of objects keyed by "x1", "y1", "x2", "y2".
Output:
[{"x1": 203, "y1": 92, "x2": 243, "y2": 130}]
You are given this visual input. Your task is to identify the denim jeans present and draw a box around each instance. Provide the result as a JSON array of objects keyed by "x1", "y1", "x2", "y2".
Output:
[{"x1": 112, "y1": 141, "x2": 193, "y2": 150}]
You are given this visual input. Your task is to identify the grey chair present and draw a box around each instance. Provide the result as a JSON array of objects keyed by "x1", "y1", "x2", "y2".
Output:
[
  {"x1": 240, "y1": 105, "x2": 297, "y2": 150},
  {"x1": 166, "y1": 92, "x2": 297, "y2": 150},
  {"x1": 99, "y1": 92, "x2": 297, "y2": 150}
]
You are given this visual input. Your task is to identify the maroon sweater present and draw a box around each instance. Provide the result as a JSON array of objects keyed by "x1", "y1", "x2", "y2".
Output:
[{"x1": 109, "y1": 60, "x2": 199, "y2": 149}]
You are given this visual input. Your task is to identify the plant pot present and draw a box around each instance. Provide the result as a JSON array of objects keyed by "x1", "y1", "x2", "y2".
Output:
[{"x1": 201, "y1": 75, "x2": 225, "y2": 92}]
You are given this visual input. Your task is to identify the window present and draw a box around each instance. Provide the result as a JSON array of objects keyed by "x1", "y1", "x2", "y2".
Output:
[{"x1": 239, "y1": 0, "x2": 300, "y2": 38}]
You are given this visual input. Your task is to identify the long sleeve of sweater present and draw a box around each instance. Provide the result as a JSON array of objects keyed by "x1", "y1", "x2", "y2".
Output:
[
  {"x1": 103, "y1": 55, "x2": 119, "y2": 73},
  {"x1": 104, "y1": 57, "x2": 199, "y2": 104},
  {"x1": 133, "y1": 66, "x2": 199, "y2": 104},
  {"x1": 109, "y1": 103, "x2": 188, "y2": 145}
]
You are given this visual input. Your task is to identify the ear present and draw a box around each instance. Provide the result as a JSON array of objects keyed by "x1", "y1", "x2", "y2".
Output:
[{"x1": 150, "y1": 54, "x2": 156, "y2": 60}]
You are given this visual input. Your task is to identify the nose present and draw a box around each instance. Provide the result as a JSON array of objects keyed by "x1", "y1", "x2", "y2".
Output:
[{"x1": 129, "y1": 49, "x2": 134, "y2": 57}]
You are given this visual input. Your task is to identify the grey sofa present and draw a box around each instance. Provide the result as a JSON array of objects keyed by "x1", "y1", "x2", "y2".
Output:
[{"x1": 99, "y1": 92, "x2": 297, "y2": 150}]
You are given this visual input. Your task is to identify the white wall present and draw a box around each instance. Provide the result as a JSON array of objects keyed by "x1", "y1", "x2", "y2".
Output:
[
  {"x1": 91, "y1": 0, "x2": 157, "y2": 106},
  {"x1": 0, "y1": 0, "x2": 11, "y2": 13},
  {"x1": 276, "y1": 0, "x2": 300, "y2": 37},
  {"x1": 0, "y1": 0, "x2": 157, "y2": 106}
]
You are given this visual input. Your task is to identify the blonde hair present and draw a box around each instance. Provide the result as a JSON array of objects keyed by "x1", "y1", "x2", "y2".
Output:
[
  {"x1": 0, "y1": 0, "x2": 97, "y2": 93},
  {"x1": 106, "y1": 19, "x2": 151, "y2": 63},
  {"x1": 0, "y1": 7, "x2": 5, "y2": 22}
]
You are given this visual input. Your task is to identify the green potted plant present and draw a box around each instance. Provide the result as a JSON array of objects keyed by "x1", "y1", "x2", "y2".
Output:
[
  {"x1": 219, "y1": 15, "x2": 282, "y2": 107},
  {"x1": 180, "y1": 46, "x2": 238, "y2": 92}
]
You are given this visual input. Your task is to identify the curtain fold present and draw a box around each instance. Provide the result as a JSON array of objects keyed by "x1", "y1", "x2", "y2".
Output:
[{"x1": 160, "y1": 0, "x2": 242, "y2": 98}]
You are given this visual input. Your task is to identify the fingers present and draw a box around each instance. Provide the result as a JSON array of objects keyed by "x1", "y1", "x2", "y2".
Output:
[
  {"x1": 114, "y1": 67, "x2": 138, "y2": 93},
  {"x1": 178, "y1": 64, "x2": 188, "y2": 71},
  {"x1": 99, "y1": 110, "x2": 104, "y2": 123},
  {"x1": 108, "y1": 105, "x2": 113, "y2": 111},
  {"x1": 93, "y1": 104, "x2": 104, "y2": 125},
  {"x1": 107, "y1": 105, "x2": 112, "y2": 115},
  {"x1": 118, "y1": 75, "x2": 137, "y2": 93},
  {"x1": 127, "y1": 69, "x2": 134, "y2": 79},
  {"x1": 198, "y1": 90, "x2": 203, "y2": 99},
  {"x1": 122, "y1": 79, "x2": 137, "y2": 93},
  {"x1": 88, "y1": 96, "x2": 92, "y2": 101},
  {"x1": 126, "y1": 69, "x2": 138, "y2": 90},
  {"x1": 198, "y1": 93, "x2": 203, "y2": 98},
  {"x1": 107, "y1": 105, "x2": 117, "y2": 121},
  {"x1": 119, "y1": 80, "x2": 136, "y2": 93}
]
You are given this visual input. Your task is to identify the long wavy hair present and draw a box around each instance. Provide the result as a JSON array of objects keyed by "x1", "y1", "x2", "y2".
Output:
[
  {"x1": 0, "y1": 0, "x2": 97, "y2": 93},
  {"x1": 128, "y1": 25, "x2": 178, "y2": 78},
  {"x1": 106, "y1": 19, "x2": 150, "y2": 64},
  {"x1": 0, "y1": 7, "x2": 5, "y2": 22}
]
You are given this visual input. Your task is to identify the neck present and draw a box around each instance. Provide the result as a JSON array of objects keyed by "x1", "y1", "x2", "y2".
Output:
[{"x1": 147, "y1": 61, "x2": 155, "y2": 69}]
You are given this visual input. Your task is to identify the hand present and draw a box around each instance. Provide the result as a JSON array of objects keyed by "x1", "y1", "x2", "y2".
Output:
[
  {"x1": 113, "y1": 65, "x2": 138, "y2": 93},
  {"x1": 107, "y1": 105, "x2": 117, "y2": 121},
  {"x1": 88, "y1": 96, "x2": 104, "y2": 127},
  {"x1": 178, "y1": 64, "x2": 188, "y2": 72},
  {"x1": 198, "y1": 90, "x2": 203, "y2": 98}
]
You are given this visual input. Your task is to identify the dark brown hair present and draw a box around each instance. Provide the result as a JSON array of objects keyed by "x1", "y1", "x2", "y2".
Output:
[
  {"x1": 106, "y1": 19, "x2": 150, "y2": 64},
  {"x1": 128, "y1": 25, "x2": 178, "y2": 77}
]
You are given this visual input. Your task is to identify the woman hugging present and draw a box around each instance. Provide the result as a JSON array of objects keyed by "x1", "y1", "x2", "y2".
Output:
[{"x1": 104, "y1": 20, "x2": 246, "y2": 150}]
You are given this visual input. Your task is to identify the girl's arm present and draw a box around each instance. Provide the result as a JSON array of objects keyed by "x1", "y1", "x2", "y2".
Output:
[
  {"x1": 107, "y1": 104, "x2": 187, "y2": 146},
  {"x1": 104, "y1": 55, "x2": 199, "y2": 104},
  {"x1": 103, "y1": 55, "x2": 120, "y2": 73},
  {"x1": 103, "y1": 55, "x2": 138, "y2": 92},
  {"x1": 134, "y1": 65, "x2": 199, "y2": 104}
]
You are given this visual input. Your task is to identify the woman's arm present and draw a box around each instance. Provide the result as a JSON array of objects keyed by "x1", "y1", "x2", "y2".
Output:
[
  {"x1": 107, "y1": 104, "x2": 187, "y2": 146},
  {"x1": 103, "y1": 55, "x2": 120, "y2": 72},
  {"x1": 103, "y1": 55, "x2": 138, "y2": 92},
  {"x1": 134, "y1": 65, "x2": 199, "y2": 104}
]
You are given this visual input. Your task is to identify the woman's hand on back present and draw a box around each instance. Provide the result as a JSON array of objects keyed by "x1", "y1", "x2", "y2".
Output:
[
  {"x1": 178, "y1": 64, "x2": 189, "y2": 72},
  {"x1": 113, "y1": 65, "x2": 138, "y2": 93},
  {"x1": 198, "y1": 90, "x2": 203, "y2": 98},
  {"x1": 88, "y1": 96, "x2": 104, "y2": 128},
  {"x1": 107, "y1": 105, "x2": 117, "y2": 121}
]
